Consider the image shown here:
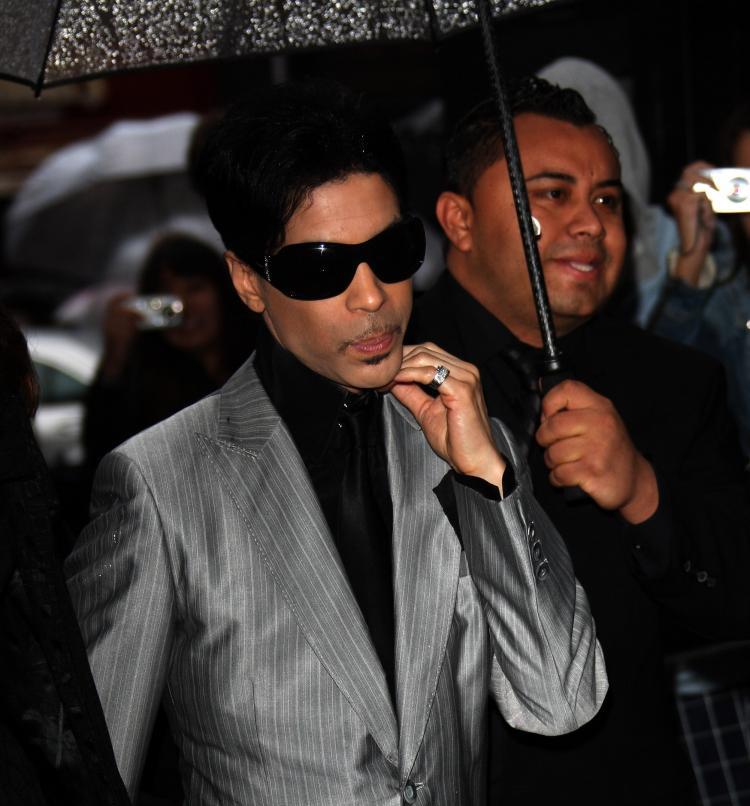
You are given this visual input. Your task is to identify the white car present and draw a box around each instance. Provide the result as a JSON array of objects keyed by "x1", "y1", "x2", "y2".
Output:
[{"x1": 24, "y1": 329, "x2": 101, "y2": 468}]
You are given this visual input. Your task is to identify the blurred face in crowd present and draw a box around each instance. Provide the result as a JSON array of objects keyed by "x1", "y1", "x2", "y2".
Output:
[
  {"x1": 227, "y1": 172, "x2": 413, "y2": 392},
  {"x1": 731, "y1": 129, "x2": 750, "y2": 242},
  {"x1": 161, "y1": 270, "x2": 223, "y2": 355},
  {"x1": 439, "y1": 113, "x2": 626, "y2": 346}
]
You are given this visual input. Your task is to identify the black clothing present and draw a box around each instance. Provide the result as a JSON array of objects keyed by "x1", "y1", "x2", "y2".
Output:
[
  {"x1": 409, "y1": 271, "x2": 750, "y2": 806},
  {"x1": 85, "y1": 335, "x2": 221, "y2": 472},
  {"x1": 0, "y1": 390, "x2": 130, "y2": 806},
  {"x1": 253, "y1": 326, "x2": 396, "y2": 699}
]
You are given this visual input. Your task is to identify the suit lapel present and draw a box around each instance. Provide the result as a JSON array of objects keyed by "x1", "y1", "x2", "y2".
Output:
[
  {"x1": 200, "y1": 361, "x2": 399, "y2": 764},
  {"x1": 383, "y1": 396, "x2": 461, "y2": 773}
]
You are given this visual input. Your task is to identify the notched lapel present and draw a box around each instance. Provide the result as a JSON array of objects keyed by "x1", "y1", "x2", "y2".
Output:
[
  {"x1": 200, "y1": 361, "x2": 399, "y2": 764},
  {"x1": 383, "y1": 397, "x2": 462, "y2": 774}
]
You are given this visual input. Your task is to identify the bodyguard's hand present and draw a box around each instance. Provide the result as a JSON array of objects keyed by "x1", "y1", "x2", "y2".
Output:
[
  {"x1": 389, "y1": 343, "x2": 506, "y2": 492},
  {"x1": 536, "y1": 380, "x2": 658, "y2": 524}
]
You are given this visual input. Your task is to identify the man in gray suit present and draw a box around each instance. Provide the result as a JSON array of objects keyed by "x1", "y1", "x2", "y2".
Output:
[{"x1": 66, "y1": 82, "x2": 607, "y2": 806}]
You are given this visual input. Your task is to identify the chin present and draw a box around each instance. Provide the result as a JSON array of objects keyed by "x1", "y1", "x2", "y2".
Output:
[{"x1": 344, "y1": 359, "x2": 399, "y2": 392}]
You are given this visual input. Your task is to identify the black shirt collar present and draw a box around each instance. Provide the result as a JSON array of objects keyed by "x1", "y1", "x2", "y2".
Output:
[
  {"x1": 253, "y1": 323, "x2": 377, "y2": 464},
  {"x1": 442, "y1": 270, "x2": 594, "y2": 372}
]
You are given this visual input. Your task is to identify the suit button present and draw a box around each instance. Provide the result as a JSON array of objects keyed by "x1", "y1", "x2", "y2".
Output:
[
  {"x1": 403, "y1": 780, "x2": 418, "y2": 803},
  {"x1": 531, "y1": 541, "x2": 544, "y2": 562},
  {"x1": 696, "y1": 570, "x2": 708, "y2": 583},
  {"x1": 536, "y1": 561, "x2": 550, "y2": 581},
  {"x1": 526, "y1": 521, "x2": 536, "y2": 541}
]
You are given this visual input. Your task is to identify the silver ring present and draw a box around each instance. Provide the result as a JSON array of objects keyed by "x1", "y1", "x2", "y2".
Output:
[{"x1": 429, "y1": 365, "x2": 450, "y2": 389}]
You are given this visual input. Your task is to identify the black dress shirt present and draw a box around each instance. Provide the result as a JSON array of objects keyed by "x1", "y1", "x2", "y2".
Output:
[{"x1": 253, "y1": 325, "x2": 396, "y2": 700}]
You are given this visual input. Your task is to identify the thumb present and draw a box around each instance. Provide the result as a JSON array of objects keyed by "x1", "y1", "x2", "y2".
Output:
[{"x1": 390, "y1": 382, "x2": 432, "y2": 424}]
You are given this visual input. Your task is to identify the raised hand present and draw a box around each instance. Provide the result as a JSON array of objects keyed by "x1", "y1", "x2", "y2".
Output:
[
  {"x1": 389, "y1": 342, "x2": 507, "y2": 492},
  {"x1": 667, "y1": 160, "x2": 717, "y2": 286}
]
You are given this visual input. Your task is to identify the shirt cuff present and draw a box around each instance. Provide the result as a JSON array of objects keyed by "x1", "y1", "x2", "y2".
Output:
[
  {"x1": 454, "y1": 457, "x2": 517, "y2": 501},
  {"x1": 622, "y1": 486, "x2": 673, "y2": 580}
]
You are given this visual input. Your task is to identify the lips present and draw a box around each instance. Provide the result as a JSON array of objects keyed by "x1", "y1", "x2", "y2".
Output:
[
  {"x1": 550, "y1": 252, "x2": 605, "y2": 276},
  {"x1": 349, "y1": 327, "x2": 398, "y2": 355}
]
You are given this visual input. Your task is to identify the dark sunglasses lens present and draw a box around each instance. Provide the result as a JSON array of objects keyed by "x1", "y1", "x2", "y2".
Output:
[
  {"x1": 266, "y1": 216, "x2": 425, "y2": 300},
  {"x1": 267, "y1": 249, "x2": 353, "y2": 300},
  {"x1": 368, "y1": 216, "x2": 425, "y2": 282}
]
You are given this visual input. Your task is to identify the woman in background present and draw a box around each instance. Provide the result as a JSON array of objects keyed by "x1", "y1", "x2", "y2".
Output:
[{"x1": 85, "y1": 233, "x2": 258, "y2": 470}]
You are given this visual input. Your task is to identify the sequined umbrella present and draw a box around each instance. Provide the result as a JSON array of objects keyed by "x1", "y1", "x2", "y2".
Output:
[{"x1": 0, "y1": 0, "x2": 565, "y2": 373}]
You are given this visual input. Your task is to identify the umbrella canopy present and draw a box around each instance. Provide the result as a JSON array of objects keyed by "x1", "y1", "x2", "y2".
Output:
[
  {"x1": 1, "y1": 0, "x2": 558, "y2": 91},
  {"x1": 1, "y1": 0, "x2": 567, "y2": 372},
  {"x1": 4, "y1": 112, "x2": 222, "y2": 284}
]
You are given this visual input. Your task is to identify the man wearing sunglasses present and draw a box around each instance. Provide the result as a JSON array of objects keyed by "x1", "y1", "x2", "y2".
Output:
[{"x1": 66, "y1": 82, "x2": 606, "y2": 806}]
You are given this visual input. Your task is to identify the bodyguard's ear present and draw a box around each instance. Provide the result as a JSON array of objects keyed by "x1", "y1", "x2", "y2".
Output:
[
  {"x1": 435, "y1": 191, "x2": 474, "y2": 253},
  {"x1": 225, "y1": 251, "x2": 267, "y2": 314}
]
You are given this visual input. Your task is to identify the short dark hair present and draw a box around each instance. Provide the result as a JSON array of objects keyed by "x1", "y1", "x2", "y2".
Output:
[
  {"x1": 193, "y1": 81, "x2": 408, "y2": 270},
  {"x1": 445, "y1": 76, "x2": 601, "y2": 197}
]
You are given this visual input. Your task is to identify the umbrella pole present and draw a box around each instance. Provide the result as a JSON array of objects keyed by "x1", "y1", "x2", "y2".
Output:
[{"x1": 473, "y1": 0, "x2": 564, "y2": 380}]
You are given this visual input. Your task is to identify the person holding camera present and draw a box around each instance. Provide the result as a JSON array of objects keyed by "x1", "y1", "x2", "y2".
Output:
[
  {"x1": 648, "y1": 105, "x2": 750, "y2": 459},
  {"x1": 84, "y1": 233, "x2": 258, "y2": 471}
]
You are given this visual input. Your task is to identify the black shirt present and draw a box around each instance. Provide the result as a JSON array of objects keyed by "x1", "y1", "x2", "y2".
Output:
[{"x1": 253, "y1": 325, "x2": 396, "y2": 700}]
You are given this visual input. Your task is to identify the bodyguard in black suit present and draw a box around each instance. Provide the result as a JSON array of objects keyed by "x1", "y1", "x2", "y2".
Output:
[{"x1": 409, "y1": 77, "x2": 750, "y2": 805}]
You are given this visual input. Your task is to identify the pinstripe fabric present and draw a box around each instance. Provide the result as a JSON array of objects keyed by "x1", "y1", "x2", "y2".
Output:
[{"x1": 65, "y1": 358, "x2": 607, "y2": 805}]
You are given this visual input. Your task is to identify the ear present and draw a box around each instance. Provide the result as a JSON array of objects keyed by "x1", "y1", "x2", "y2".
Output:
[
  {"x1": 435, "y1": 191, "x2": 474, "y2": 253},
  {"x1": 225, "y1": 251, "x2": 267, "y2": 314}
]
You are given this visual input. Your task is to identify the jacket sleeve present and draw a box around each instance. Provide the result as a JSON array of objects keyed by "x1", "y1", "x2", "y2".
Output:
[
  {"x1": 454, "y1": 418, "x2": 608, "y2": 736},
  {"x1": 65, "y1": 449, "x2": 176, "y2": 799},
  {"x1": 626, "y1": 360, "x2": 750, "y2": 642}
]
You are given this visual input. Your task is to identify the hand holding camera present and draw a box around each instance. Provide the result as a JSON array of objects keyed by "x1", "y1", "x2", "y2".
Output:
[
  {"x1": 99, "y1": 293, "x2": 184, "y2": 382},
  {"x1": 667, "y1": 161, "x2": 719, "y2": 287}
]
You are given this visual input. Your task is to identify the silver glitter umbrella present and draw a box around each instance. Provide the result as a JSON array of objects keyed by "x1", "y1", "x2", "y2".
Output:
[
  {"x1": 0, "y1": 0, "x2": 566, "y2": 374},
  {"x1": 1, "y1": 1, "x2": 558, "y2": 91}
]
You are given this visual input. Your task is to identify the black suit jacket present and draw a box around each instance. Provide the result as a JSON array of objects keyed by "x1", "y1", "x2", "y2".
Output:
[{"x1": 410, "y1": 272, "x2": 750, "y2": 806}]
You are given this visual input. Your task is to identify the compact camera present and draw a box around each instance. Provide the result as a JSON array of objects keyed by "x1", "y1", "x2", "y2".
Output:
[
  {"x1": 123, "y1": 295, "x2": 184, "y2": 329},
  {"x1": 692, "y1": 168, "x2": 750, "y2": 213}
]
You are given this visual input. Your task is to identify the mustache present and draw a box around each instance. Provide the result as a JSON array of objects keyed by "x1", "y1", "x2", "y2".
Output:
[{"x1": 340, "y1": 320, "x2": 402, "y2": 351}]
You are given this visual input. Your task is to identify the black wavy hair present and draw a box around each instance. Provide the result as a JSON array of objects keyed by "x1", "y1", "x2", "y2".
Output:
[
  {"x1": 445, "y1": 75, "x2": 605, "y2": 198},
  {"x1": 193, "y1": 80, "x2": 408, "y2": 270}
]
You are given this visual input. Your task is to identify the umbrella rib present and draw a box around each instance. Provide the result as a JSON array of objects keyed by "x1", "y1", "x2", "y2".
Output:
[
  {"x1": 422, "y1": 0, "x2": 442, "y2": 41},
  {"x1": 474, "y1": 0, "x2": 563, "y2": 375},
  {"x1": 36, "y1": 0, "x2": 64, "y2": 97}
]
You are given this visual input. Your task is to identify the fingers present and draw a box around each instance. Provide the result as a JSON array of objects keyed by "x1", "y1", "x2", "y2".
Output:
[
  {"x1": 539, "y1": 379, "x2": 607, "y2": 420},
  {"x1": 396, "y1": 343, "x2": 483, "y2": 403}
]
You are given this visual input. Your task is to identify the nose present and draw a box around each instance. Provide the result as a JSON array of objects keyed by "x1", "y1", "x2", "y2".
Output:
[
  {"x1": 568, "y1": 201, "x2": 605, "y2": 239},
  {"x1": 345, "y1": 262, "x2": 387, "y2": 312}
]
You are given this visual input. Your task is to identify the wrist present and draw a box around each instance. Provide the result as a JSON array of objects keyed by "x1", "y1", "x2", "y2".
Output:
[
  {"x1": 619, "y1": 456, "x2": 659, "y2": 525},
  {"x1": 457, "y1": 449, "x2": 507, "y2": 495}
]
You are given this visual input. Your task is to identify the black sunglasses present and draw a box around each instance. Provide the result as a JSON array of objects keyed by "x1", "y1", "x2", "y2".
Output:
[{"x1": 261, "y1": 215, "x2": 425, "y2": 300}]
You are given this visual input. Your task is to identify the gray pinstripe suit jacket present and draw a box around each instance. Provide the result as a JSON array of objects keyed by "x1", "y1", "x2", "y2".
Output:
[{"x1": 66, "y1": 358, "x2": 607, "y2": 805}]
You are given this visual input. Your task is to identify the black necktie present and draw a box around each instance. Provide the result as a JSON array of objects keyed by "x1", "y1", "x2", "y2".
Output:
[
  {"x1": 500, "y1": 347, "x2": 542, "y2": 456},
  {"x1": 336, "y1": 393, "x2": 396, "y2": 703}
]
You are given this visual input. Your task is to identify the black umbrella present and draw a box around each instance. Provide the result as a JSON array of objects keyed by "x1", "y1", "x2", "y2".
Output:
[{"x1": 0, "y1": 0, "x2": 565, "y2": 375}]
